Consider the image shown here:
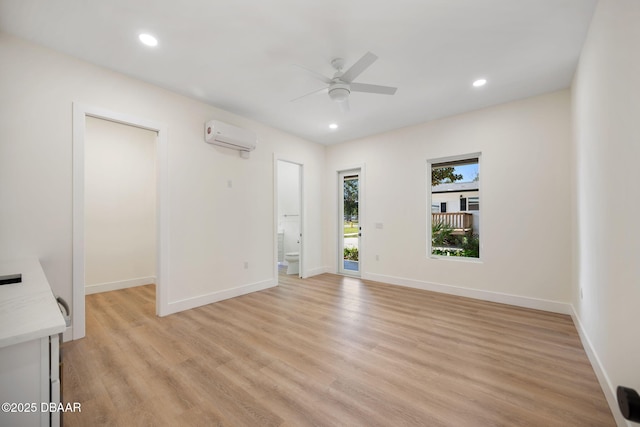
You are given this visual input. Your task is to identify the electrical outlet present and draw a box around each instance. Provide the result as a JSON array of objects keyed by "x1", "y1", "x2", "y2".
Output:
[
  {"x1": 244, "y1": 261, "x2": 249, "y2": 269},
  {"x1": 227, "y1": 180, "x2": 233, "y2": 188},
  {"x1": 375, "y1": 254, "x2": 380, "y2": 261}
]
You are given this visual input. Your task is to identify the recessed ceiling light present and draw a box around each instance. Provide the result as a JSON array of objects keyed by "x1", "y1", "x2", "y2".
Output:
[
  {"x1": 329, "y1": 123, "x2": 338, "y2": 130},
  {"x1": 473, "y1": 78, "x2": 487, "y2": 88},
  {"x1": 139, "y1": 33, "x2": 158, "y2": 47}
]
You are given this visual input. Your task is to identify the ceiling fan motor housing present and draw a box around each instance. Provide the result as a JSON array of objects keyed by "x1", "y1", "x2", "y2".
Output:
[{"x1": 329, "y1": 82, "x2": 350, "y2": 102}]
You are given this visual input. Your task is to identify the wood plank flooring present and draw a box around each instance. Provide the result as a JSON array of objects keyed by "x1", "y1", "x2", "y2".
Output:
[{"x1": 62, "y1": 272, "x2": 615, "y2": 426}]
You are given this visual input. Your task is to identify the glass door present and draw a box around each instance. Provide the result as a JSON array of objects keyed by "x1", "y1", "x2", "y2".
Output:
[{"x1": 339, "y1": 170, "x2": 360, "y2": 275}]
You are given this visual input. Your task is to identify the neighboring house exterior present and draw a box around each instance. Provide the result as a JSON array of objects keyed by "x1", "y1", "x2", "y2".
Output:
[{"x1": 431, "y1": 181, "x2": 479, "y2": 235}]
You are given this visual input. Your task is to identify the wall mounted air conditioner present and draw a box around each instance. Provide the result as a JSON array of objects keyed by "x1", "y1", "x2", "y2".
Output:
[{"x1": 204, "y1": 120, "x2": 257, "y2": 158}]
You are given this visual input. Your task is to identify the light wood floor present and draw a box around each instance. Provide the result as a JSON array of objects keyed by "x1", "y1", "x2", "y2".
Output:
[{"x1": 62, "y1": 272, "x2": 614, "y2": 426}]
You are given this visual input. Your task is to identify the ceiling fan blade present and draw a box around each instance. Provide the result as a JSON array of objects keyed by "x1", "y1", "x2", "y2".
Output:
[
  {"x1": 351, "y1": 82, "x2": 397, "y2": 95},
  {"x1": 292, "y1": 64, "x2": 332, "y2": 84},
  {"x1": 339, "y1": 99, "x2": 350, "y2": 113},
  {"x1": 290, "y1": 87, "x2": 328, "y2": 102},
  {"x1": 340, "y1": 51, "x2": 378, "y2": 83}
]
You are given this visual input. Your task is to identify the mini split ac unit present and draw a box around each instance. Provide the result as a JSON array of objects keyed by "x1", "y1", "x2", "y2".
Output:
[{"x1": 204, "y1": 120, "x2": 257, "y2": 158}]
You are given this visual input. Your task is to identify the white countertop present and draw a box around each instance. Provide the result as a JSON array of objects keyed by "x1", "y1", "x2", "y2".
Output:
[{"x1": 0, "y1": 259, "x2": 66, "y2": 348}]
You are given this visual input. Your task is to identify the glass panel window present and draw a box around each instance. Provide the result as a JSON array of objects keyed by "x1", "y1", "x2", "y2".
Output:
[
  {"x1": 429, "y1": 155, "x2": 480, "y2": 259},
  {"x1": 469, "y1": 196, "x2": 479, "y2": 211}
]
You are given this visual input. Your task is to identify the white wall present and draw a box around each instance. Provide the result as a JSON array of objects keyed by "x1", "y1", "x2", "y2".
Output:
[
  {"x1": 325, "y1": 90, "x2": 573, "y2": 310},
  {"x1": 572, "y1": 0, "x2": 640, "y2": 424},
  {"x1": 0, "y1": 33, "x2": 325, "y2": 320},
  {"x1": 84, "y1": 117, "x2": 156, "y2": 293},
  {"x1": 432, "y1": 192, "x2": 479, "y2": 213}
]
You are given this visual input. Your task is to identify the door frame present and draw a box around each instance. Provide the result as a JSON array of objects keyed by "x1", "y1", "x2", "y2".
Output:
[
  {"x1": 273, "y1": 155, "x2": 304, "y2": 281},
  {"x1": 337, "y1": 165, "x2": 365, "y2": 276},
  {"x1": 72, "y1": 103, "x2": 169, "y2": 340}
]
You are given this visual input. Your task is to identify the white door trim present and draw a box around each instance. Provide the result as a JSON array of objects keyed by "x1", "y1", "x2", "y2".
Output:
[{"x1": 72, "y1": 103, "x2": 169, "y2": 340}]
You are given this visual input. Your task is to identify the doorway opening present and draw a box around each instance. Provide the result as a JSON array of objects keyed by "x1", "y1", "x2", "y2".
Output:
[
  {"x1": 338, "y1": 169, "x2": 361, "y2": 276},
  {"x1": 72, "y1": 104, "x2": 168, "y2": 340},
  {"x1": 84, "y1": 117, "x2": 157, "y2": 297},
  {"x1": 276, "y1": 159, "x2": 303, "y2": 279}
]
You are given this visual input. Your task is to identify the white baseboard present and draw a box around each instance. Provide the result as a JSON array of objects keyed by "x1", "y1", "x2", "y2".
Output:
[
  {"x1": 303, "y1": 266, "x2": 332, "y2": 278},
  {"x1": 361, "y1": 272, "x2": 573, "y2": 314},
  {"x1": 571, "y1": 307, "x2": 627, "y2": 427},
  {"x1": 164, "y1": 279, "x2": 276, "y2": 315},
  {"x1": 85, "y1": 276, "x2": 156, "y2": 295}
]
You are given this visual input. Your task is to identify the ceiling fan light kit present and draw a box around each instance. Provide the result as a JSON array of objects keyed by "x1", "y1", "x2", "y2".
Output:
[
  {"x1": 328, "y1": 84, "x2": 350, "y2": 102},
  {"x1": 292, "y1": 51, "x2": 397, "y2": 111}
]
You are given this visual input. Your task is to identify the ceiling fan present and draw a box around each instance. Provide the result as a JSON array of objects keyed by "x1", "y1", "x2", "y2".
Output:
[{"x1": 291, "y1": 52, "x2": 397, "y2": 112}]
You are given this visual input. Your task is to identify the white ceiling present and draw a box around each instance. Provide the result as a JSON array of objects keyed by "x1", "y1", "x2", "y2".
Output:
[{"x1": 0, "y1": 0, "x2": 597, "y2": 145}]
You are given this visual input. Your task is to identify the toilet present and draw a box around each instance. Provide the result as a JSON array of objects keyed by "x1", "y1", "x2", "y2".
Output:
[{"x1": 284, "y1": 252, "x2": 299, "y2": 275}]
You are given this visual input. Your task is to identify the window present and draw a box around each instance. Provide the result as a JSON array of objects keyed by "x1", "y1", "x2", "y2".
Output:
[
  {"x1": 429, "y1": 154, "x2": 480, "y2": 259},
  {"x1": 468, "y1": 196, "x2": 479, "y2": 211}
]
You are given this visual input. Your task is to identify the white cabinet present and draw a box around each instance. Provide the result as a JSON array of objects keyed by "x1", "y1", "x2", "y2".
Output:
[
  {"x1": 0, "y1": 260, "x2": 66, "y2": 427},
  {"x1": 0, "y1": 335, "x2": 60, "y2": 426}
]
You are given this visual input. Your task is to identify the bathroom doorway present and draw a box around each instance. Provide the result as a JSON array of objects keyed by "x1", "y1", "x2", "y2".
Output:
[{"x1": 276, "y1": 159, "x2": 303, "y2": 279}]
